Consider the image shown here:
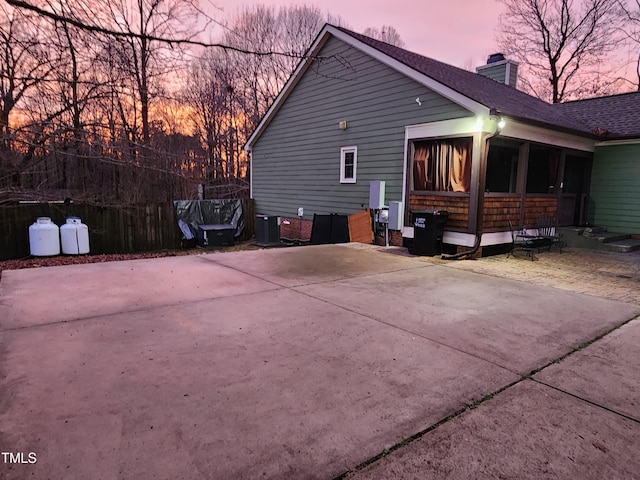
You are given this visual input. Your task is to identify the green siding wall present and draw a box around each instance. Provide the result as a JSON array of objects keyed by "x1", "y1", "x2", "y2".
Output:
[
  {"x1": 476, "y1": 64, "x2": 506, "y2": 84},
  {"x1": 251, "y1": 36, "x2": 472, "y2": 220},
  {"x1": 508, "y1": 65, "x2": 518, "y2": 88},
  {"x1": 589, "y1": 143, "x2": 640, "y2": 233}
]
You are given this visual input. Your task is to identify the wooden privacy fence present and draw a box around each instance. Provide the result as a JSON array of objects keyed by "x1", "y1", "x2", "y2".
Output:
[{"x1": 0, "y1": 200, "x2": 255, "y2": 261}]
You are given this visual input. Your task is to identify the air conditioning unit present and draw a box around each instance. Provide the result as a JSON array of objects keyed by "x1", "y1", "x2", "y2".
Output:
[{"x1": 256, "y1": 215, "x2": 280, "y2": 246}]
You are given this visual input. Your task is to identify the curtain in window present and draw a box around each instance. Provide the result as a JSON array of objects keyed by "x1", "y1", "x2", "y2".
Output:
[
  {"x1": 413, "y1": 144, "x2": 430, "y2": 190},
  {"x1": 412, "y1": 138, "x2": 472, "y2": 192}
]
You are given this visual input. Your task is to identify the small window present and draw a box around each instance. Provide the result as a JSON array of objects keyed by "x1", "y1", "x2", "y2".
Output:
[{"x1": 340, "y1": 146, "x2": 357, "y2": 183}]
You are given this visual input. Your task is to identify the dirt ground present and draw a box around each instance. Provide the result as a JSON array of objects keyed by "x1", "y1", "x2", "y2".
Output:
[{"x1": 0, "y1": 241, "x2": 262, "y2": 282}]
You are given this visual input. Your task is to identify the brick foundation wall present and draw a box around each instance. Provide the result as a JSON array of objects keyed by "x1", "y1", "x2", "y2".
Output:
[
  {"x1": 280, "y1": 217, "x2": 313, "y2": 241},
  {"x1": 390, "y1": 230, "x2": 403, "y2": 246},
  {"x1": 374, "y1": 229, "x2": 403, "y2": 246}
]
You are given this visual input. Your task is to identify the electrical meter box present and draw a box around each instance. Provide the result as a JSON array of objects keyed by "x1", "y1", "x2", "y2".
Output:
[
  {"x1": 369, "y1": 181, "x2": 385, "y2": 209},
  {"x1": 388, "y1": 201, "x2": 404, "y2": 230}
]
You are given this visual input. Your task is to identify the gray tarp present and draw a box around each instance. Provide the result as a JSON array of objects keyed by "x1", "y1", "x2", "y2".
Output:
[{"x1": 173, "y1": 200, "x2": 244, "y2": 239}]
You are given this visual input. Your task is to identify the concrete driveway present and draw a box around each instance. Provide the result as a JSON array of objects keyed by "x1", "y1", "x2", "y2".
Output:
[{"x1": 1, "y1": 244, "x2": 638, "y2": 479}]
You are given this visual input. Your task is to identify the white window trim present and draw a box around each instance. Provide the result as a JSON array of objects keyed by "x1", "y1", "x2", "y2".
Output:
[{"x1": 340, "y1": 146, "x2": 357, "y2": 183}]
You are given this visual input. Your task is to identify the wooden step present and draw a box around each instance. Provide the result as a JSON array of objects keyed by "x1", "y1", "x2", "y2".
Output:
[{"x1": 603, "y1": 239, "x2": 640, "y2": 253}]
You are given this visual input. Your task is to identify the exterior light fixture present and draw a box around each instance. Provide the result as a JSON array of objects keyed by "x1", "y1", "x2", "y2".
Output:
[
  {"x1": 488, "y1": 108, "x2": 505, "y2": 130},
  {"x1": 339, "y1": 120, "x2": 347, "y2": 130}
]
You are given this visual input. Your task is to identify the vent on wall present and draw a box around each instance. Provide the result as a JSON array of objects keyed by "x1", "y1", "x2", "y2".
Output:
[{"x1": 256, "y1": 215, "x2": 281, "y2": 246}]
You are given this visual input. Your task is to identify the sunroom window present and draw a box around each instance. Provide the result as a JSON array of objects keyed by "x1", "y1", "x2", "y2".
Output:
[
  {"x1": 412, "y1": 137, "x2": 472, "y2": 192},
  {"x1": 526, "y1": 145, "x2": 561, "y2": 194},
  {"x1": 486, "y1": 139, "x2": 520, "y2": 193}
]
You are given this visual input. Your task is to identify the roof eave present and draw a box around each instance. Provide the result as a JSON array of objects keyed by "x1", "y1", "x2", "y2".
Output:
[
  {"x1": 493, "y1": 110, "x2": 602, "y2": 141},
  {"x1": 595, "y1": 133, "x2": 640, "y2": 144}
]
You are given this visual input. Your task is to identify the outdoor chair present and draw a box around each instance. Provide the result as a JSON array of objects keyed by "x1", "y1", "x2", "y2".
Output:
[
  {"x1": 535, "y1": 214, "x2": 564, "y2": 252},
  {"x1": 507, "y1": 219, "x2": 537, "y2": 261}
]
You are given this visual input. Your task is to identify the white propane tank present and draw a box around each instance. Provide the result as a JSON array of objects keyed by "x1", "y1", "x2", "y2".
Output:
[
  {"x1": 60, "y1": 217, "x2": 90, "y2": 255},
  {"x1": 29, "y1": 217, "x2": 61, "y2": 256}
]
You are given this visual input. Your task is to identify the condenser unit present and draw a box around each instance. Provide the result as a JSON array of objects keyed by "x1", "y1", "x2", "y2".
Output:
[{"x1": 256, "y1": 215, "x2": 280, "y2": 246}]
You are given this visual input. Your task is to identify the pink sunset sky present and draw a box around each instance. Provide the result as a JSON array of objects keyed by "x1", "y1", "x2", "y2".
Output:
[{"x1": 211, "y1": 0, "x2": 506, "y2": 70}]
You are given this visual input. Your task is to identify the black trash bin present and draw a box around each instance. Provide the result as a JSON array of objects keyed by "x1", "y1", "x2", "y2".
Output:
[{"x1": 411, "y1": 210, "x2": 448, "y2": 256}]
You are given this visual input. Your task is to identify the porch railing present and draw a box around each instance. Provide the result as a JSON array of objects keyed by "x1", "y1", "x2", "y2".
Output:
[{"x1": 484, "y1": 194, "x2": 558, "y2": 231}]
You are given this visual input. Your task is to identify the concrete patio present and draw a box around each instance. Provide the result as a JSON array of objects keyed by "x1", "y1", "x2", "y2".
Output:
[{"x1": 1, "y1": 244, "x2": 638, "y2": 479}]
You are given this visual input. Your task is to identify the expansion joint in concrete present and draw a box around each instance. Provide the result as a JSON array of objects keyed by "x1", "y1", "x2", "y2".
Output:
[
  {"x1": 532, "y1": 379, "x2": 640, "y2": 424},
  {"x1": 335, "y1": 312, "x2": 640, "y2": 479}
]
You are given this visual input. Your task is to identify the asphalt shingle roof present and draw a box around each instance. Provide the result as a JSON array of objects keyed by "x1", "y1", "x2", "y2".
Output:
[
  {"x1": 554, "y1": 92, "x2": 640, "y2": 139},
  {"x1": 336, "y1": 26, "x2": 640, "y2": 140}
]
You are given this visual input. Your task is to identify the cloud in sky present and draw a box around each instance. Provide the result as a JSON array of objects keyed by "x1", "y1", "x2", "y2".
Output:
[{"x1": 211, "y1": 0, "x2": 505, "y2": 69}]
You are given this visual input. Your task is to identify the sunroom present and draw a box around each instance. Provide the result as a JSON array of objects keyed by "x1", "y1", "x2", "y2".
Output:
[{"x1": 402, "y1": 117, "x2": 594, "y2": 254}]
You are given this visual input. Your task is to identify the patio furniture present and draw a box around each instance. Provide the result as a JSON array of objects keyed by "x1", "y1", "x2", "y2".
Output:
[
  {"x1": 507, "y1": 219, "x2": 538, "y2": 261},
  {"x1": 535, "y1": 214, "x2": 565, "y2": 252}
]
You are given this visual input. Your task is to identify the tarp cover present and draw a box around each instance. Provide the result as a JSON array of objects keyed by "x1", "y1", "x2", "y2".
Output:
[{"x1": 173, "y1": 200, "x2": 244, "y2": 239}]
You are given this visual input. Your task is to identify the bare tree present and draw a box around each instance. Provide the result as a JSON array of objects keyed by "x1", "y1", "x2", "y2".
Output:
[
  {"x1": 222, "y1": 5, "x2": 347, "y2": 123},
  {"x1": 2, "y1": 0, "x2": 350, "y2": 204},
  {"x1": 498, "y1": 0, "x2": 625, "y2": 102},
  {"x1": 618, "y1": 0, "x2": 640, "y2": 89},
  {"x1": 0, "y1": 4, "x2": 53, "y2": 153},
  {"x1": 362, "y1": 25, "x2": 405, "y2": 48},
  {"x1": 100, "y1": 0, "x2": 201, "y2": 149},
  {"x1": 185, "y1": 50, "x2": 235, "y2": 181},
  {"x1": 184, "y1": 4, "x2": 343, "y2": 196}
]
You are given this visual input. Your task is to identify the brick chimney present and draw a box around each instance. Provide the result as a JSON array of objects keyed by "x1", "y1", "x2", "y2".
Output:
[{"x1": 476, "y1": 53, "x2": 519, "y2": 89}]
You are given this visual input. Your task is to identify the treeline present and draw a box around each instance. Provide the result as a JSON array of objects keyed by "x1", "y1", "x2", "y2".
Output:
[{"x1": 0, "y1": 1, "x2": 360, "y2": 205}]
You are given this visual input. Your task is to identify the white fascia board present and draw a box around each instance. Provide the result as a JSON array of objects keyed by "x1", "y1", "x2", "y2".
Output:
[
  {"x1": 406, "y1": 117, "x2": 494, "y2": 140},
  {"x1": 442, "y1": 231, "x2": 513, "y2": 247},
  {"x1": 401, "y1": 128, "x2": 409, "y2": 214},
  {"x1": 443, "y1": 231, "x2": 476, "y2": 247},
  {"x1": 402, "y1": 228, "x2": 513, "y2": 247},
  {"x1": 480, "y1": 231, "x2": 513, "y2": 246},
  {"x1": 329, "y1": 27, "x2": 486, "y2": 116},
  {"x1": 594, "y1": 138, "x2": 640, "y2": 147},
  {"x1": 249, "y1": 151, "x2": 253, "y2": 199},
  {"x1": 499, "y1": 120, "x2": 595, "y2": 152}
]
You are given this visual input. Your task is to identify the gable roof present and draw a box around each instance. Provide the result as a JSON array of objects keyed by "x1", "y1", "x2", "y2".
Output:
[
  {"x1": 335, "y1": 27, "x2": 593, "y2": 136},
  {"x1": 554, "y1": 91, "x2": 640, "y2": 139},
  {"x1": 246, "y1": 24, "x2": 637, "y2": 150}
]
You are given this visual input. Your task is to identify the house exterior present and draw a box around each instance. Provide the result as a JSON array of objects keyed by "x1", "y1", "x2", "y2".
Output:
[{"x1": 245, "y1": 24, "x2": 640, "y2": 253}]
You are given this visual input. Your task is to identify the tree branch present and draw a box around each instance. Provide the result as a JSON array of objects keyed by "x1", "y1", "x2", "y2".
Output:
[{"x1": 4, "y1": 0, "x2": 311, "y2": 58}]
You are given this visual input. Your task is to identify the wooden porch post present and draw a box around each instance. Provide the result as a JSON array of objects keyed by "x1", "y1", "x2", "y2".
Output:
[
  {"x1": 555, "y1": 150, "x2": 567, "y2": 224},
  {"x1": 468, "y1": 132, "x2": 484, "y2": 234},
  {"x1": 517, "y1": 142, "x2": 529, "y2": 228}
]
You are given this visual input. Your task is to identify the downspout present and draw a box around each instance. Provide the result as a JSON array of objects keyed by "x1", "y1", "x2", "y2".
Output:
[{"x1": 442, "y1": 124, "x2": 501, "y2": 260}]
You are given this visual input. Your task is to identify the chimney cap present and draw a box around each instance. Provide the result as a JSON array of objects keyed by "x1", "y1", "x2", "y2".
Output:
[{"x1": 487, "y1": 53, "x2": 506, "y2": 64}]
